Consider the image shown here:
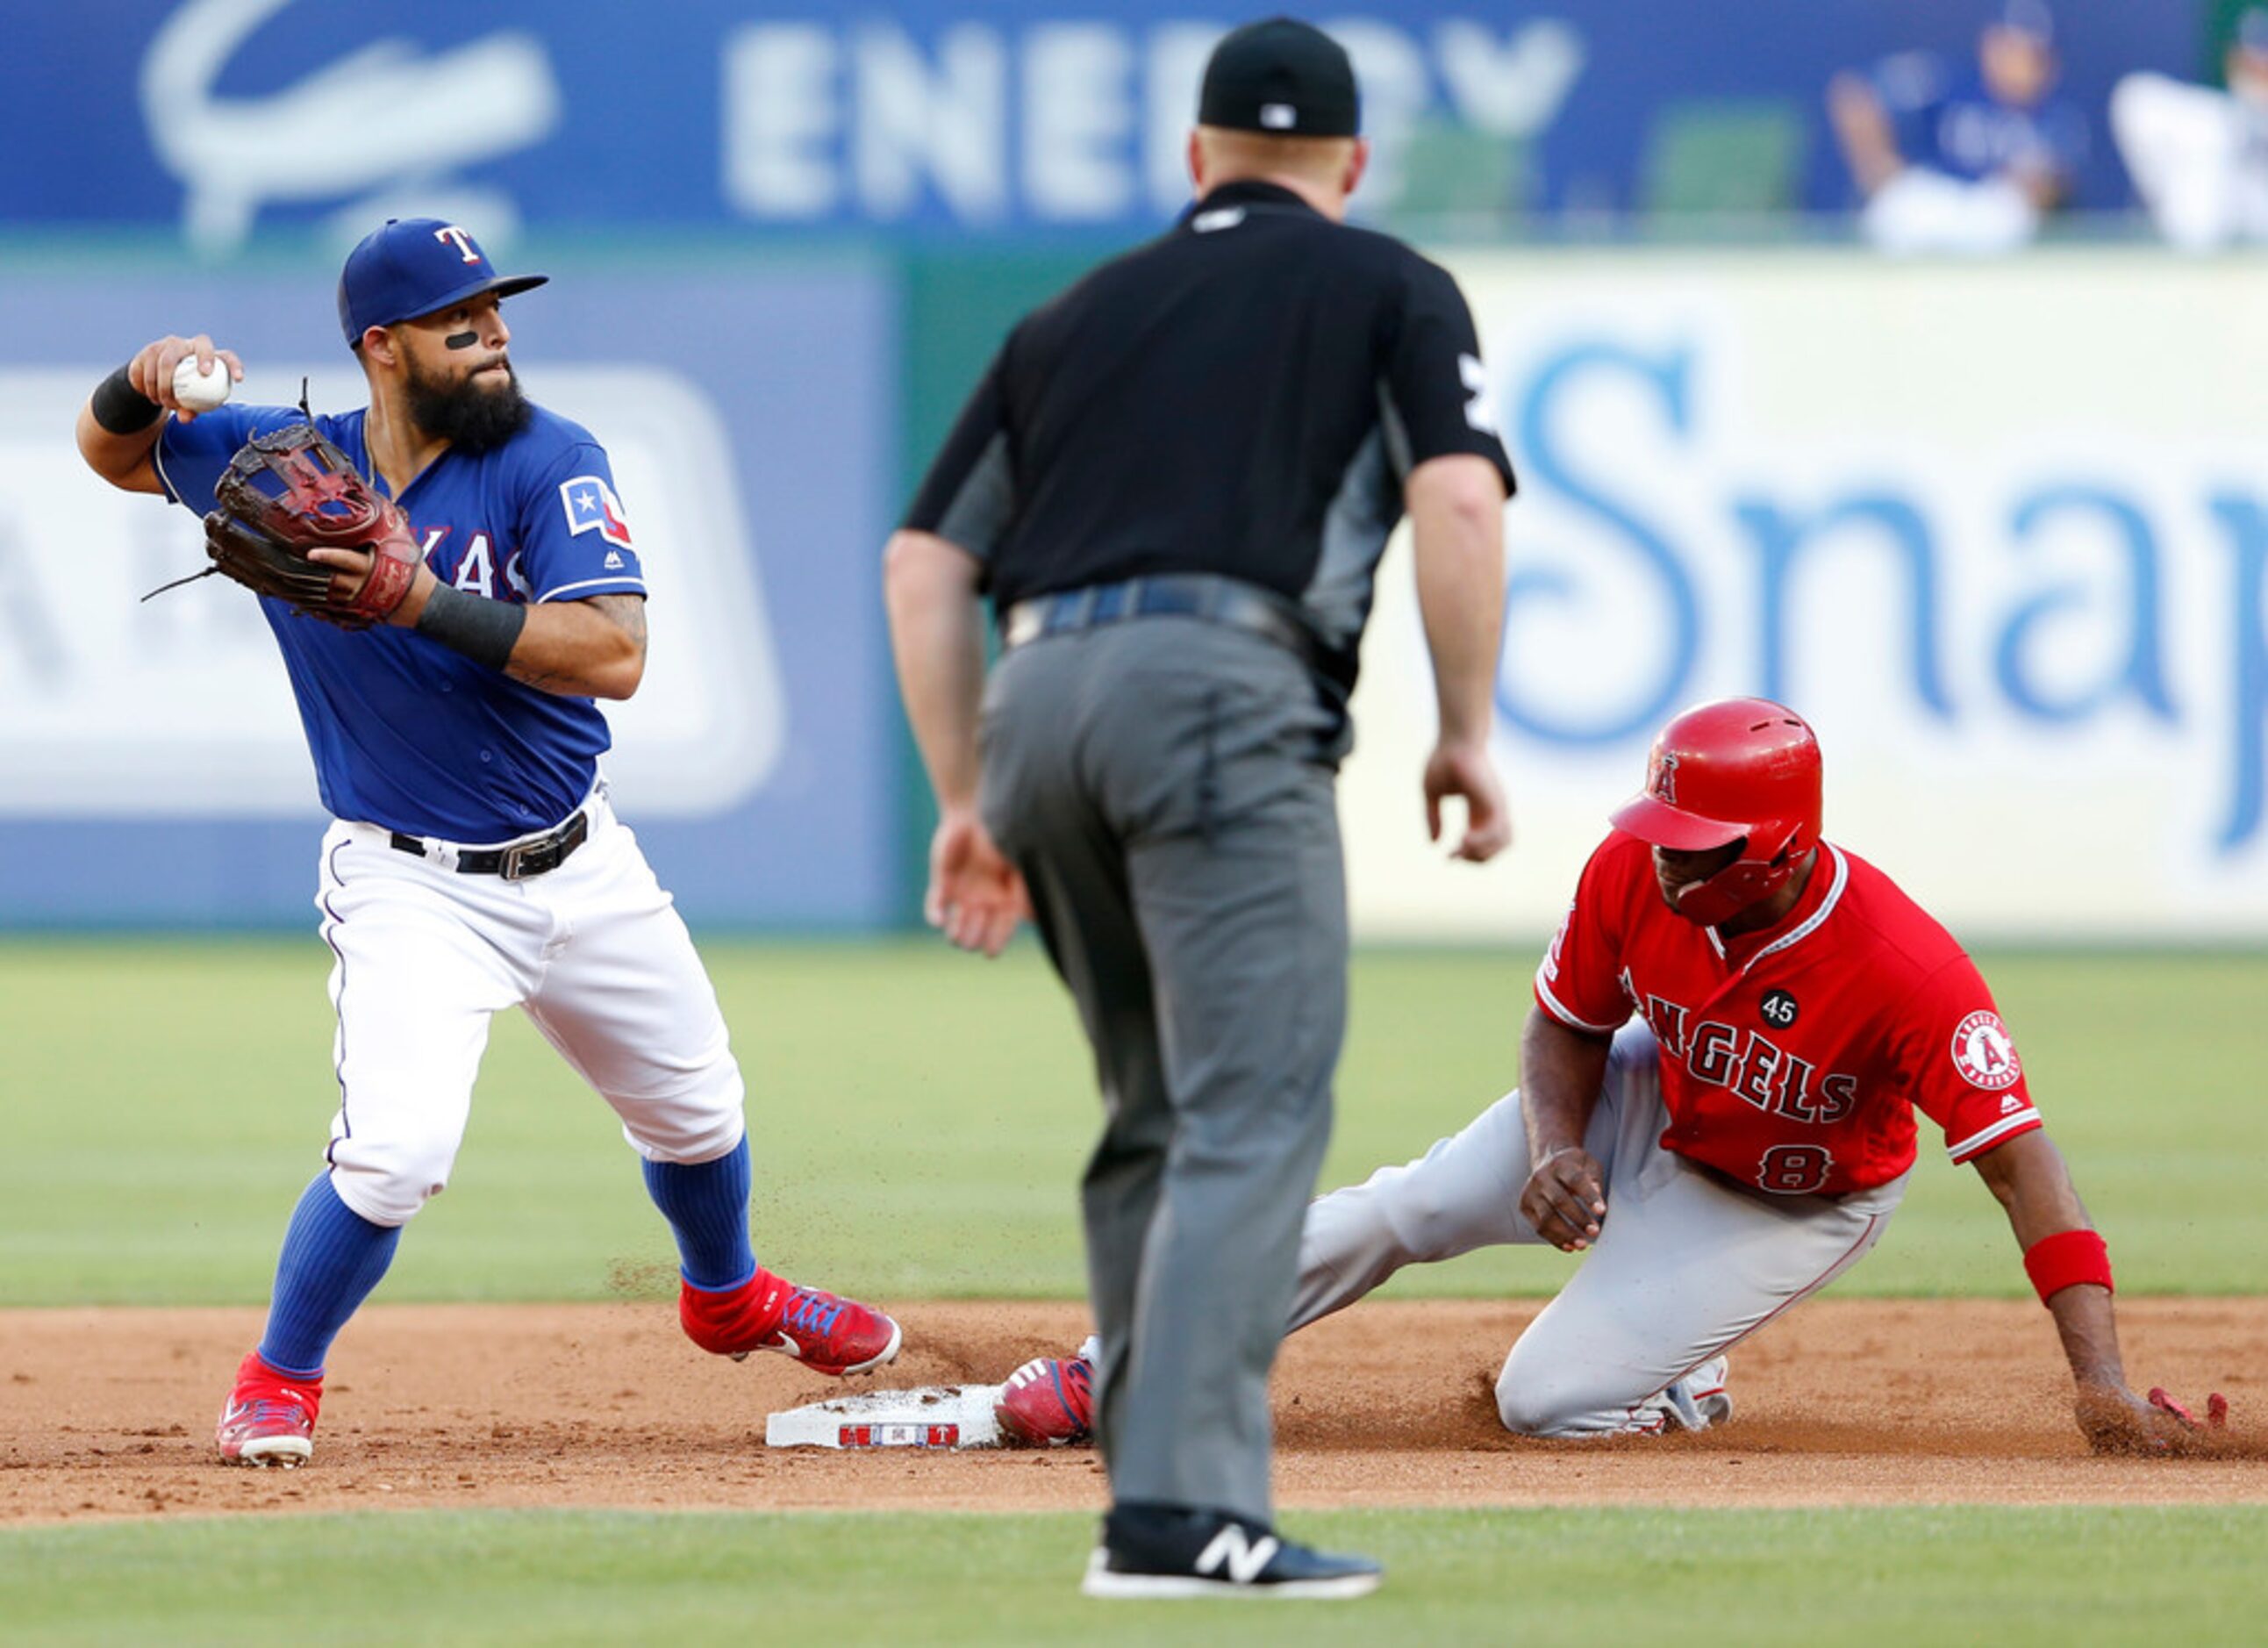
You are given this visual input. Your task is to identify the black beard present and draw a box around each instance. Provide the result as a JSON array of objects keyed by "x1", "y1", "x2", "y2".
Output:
[{"x1": 404, "y1": 357, "x2": 532, "y2": 454}]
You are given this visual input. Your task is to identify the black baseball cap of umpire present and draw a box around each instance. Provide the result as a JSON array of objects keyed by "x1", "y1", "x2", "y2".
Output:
[
  {"x1": 337, "y1": 218, "x2": 547, "y2": 348},
  {"x1": 1198, "y1": 17, "x2": 1361, "y2": 139}
]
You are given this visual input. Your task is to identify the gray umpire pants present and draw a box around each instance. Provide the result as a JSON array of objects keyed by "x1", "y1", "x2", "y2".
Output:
[{"x1": 981, "y1": 616, "x2": 1348, "y2": 1525}]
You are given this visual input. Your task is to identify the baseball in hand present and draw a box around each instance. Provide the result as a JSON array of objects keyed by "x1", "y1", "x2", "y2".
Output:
[{"x1": 172, "y1": 356, "x2": 233, "y2": 413}]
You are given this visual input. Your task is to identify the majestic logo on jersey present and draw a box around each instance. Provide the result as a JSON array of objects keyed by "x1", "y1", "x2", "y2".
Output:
[
  {"x1": 1950, "y1": 1010, "x2": 2022, "y2": 1091},
  {"x1": 433, "y1": 224, "x2": 482, "y2": 263},
  {"x1": 560, "y1": 476, "x2": 633, "y2": 548},
  {"x1": 1759, "y1": 988, "x2": 1799, "y2": 1029},
  {"x1": 1649, "y1": 750, "x2": 1679, "y2": 805}
]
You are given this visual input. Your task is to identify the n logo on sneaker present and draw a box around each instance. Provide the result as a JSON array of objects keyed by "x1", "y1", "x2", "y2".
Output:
[{"x1": 1196, "y1": 1526, "x2": 1280, "y2": 1584}]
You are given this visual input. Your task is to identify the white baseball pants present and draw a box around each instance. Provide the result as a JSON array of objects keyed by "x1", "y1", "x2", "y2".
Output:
[
  {"x1": 2110, "y1": 72, "x2": 2268, "y2": 252},
  {"x1": 1860, "y1": 168, "x2": 2038, "y2": 254},
  {"x1": 1291, "y1": 1024, "x2": 1907, "y2": 1436},
  {"x1": 312, "y1": 787, "x2": 745, "y2": 1227}
]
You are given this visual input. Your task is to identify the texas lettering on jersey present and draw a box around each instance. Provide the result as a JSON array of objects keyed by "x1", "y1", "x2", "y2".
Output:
[
  {"x1": 411, "y1": 527, "x2": 536, "y2": 601},
  {"x1": 1534, "y1": 833, "x2": 2043, "y2": 1197}
]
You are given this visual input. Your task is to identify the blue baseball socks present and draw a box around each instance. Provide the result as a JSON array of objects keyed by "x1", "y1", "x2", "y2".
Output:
[
  {"x1": 642, "y1": 1134, "x2": 757, "y2": 1291},
  {"x1": 255, "y1": 1172, "x2": 402, "y2": 1379}
]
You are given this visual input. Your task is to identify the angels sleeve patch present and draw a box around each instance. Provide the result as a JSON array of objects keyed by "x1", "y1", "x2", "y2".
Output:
[
  {"x1": 1950, "y1": 1010, "x2": 2023, "y2": 1091},
  {"x1": 559, "y1": 475, "x2": 633, "y2": 548}
]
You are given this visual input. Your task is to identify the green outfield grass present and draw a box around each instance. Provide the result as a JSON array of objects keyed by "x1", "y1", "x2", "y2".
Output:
[
  {"x1": 1, "y1": 940, "x2": 2263, "y2": 1306},
  {"x1": 1, "y1": 1506, "x2": 2264, "y2": 1645},
  {"x1": 4, "y1": 941, "x2": 2264, "y2": 1644}
]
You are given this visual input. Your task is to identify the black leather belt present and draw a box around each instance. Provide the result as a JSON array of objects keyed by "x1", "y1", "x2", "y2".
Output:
[
  {"x1": 390, "y1": 808, "x2": 590, "y2": 880},
  {"x1": 1000, "y1": 574, "x2": 1351, "y2": 690}
]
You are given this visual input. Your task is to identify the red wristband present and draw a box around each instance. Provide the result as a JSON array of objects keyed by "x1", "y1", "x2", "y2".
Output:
[{"x1": 2023, "y1": 1229, "x2": 2113, "y2": 1304}]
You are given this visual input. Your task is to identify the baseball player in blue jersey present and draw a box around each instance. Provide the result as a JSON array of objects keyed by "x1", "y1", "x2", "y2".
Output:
[
  {"x1": 75, "y1": 218, "x2": 900, "y2": 1468},
  {"x1": 1827, "y1": 0, "x2": 2088, "y2": 253}
]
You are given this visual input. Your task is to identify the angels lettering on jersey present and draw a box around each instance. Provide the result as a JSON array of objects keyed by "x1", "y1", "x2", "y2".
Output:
[{"x1": 1630, "y1": 985, "x2": 1864, "y2": 1130}]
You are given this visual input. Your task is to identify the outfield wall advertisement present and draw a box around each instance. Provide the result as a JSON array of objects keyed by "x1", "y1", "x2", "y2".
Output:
[
  {"x1": 1341, "y1": 249, "x2": 2268, "y2": 942},
  {"x1": 9, "y1": 248, "x2": 2265, "y2": 937},
  {"x1": 3, "y1": 0, "x2": 2196, "y2": 247}
]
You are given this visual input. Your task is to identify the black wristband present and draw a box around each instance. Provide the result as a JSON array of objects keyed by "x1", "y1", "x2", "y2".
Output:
[
  {"x1": 415, "y1": 583, "x2": 527, "y2": 671},
  {"x1": 90, "y1": 364, "x2": 163, "y2": 435}
]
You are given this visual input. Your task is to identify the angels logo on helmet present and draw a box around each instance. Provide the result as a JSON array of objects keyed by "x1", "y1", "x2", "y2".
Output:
[{"x1": 1649, "y1": 750, "x2": 1680, "y2": 805}]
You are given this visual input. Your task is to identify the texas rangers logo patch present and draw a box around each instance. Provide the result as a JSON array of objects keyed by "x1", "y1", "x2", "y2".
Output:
[
  {"x1": 560, "y1": 476, "x2": 633, "y2": 548},
  {"x1": 1950, "y1": 1010, "x2": 2022, "y2": 1091}
]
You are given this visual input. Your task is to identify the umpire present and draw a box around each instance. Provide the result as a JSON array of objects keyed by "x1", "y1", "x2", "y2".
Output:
[{"x1": 885, "y1": 16, "x2": 1515, "y2": 1600}]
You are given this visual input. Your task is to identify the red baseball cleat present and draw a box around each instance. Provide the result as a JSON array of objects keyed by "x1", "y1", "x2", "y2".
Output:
[
  {"x1": 679, "y1": 1267, "x2": 902, "y2": 1376},
  {"x1": 994, "y1": 1337, "x2": 1098, "y2": 1446},
  {"x1": 215, "y1": 1351, "x2": 322, "y2": 1468}
]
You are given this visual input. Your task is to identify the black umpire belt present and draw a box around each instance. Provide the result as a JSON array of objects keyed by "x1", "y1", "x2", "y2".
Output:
[
  {"x1": 1000, "y1": 574, "x2": 1351, "y2": 690},
  {"x1": 389, "y1": 808, "x2": 590, "y2": 880}
]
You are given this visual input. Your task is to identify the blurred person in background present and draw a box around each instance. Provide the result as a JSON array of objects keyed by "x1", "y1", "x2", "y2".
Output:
[
  {"x1": 2111, "y1": 7, "x2": 2268, "y2": 250},
  {"x1": 1828, "y1": 0, "x2": 2089, "y2": 254}
]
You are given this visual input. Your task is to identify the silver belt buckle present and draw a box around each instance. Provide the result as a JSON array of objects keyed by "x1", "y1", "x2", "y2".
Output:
[
  {"x1": 1005, "y1": 605, "x2": 1042, "y2": 648},
  {"x1": 497, "y1": 840, "x2": 538, "y2": 881}
]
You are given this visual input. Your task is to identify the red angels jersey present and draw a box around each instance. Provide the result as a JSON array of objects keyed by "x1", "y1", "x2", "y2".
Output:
[{"x1": 1533, "y1": 832, "x2": 2040, "y2": 1196}]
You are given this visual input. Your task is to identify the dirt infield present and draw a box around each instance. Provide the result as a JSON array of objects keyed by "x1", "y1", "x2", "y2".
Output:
[{"x1": 4, "y1": 1299, "x2": 2261, "y2": 1524}]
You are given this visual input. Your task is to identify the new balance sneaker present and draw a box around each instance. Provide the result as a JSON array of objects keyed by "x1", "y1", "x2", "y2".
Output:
[
  {"x1": 1081, "y1": 1503, "x2": 1381, "y2": 1601},
  {"x1": 215, "y1": 1350, "x2": 322, "y2": 1468},
  {"x1": 1663, "y1": 1355, "x2": 1733, "y2": 1431},
  {"x1": 995, "y1": 1335, "x2": 1098, "y2": 1446},
  {"x1": 679, "y1": 1267, "x2": 902, "y2": 1376}
]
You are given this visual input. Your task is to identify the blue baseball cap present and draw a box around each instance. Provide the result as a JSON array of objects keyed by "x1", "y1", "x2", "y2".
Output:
[
  {"x1": 2238, "y1": 7, "x2": 2268, "y2": 56},
  {"x1": 337, "y1": 218, "x2": 547, "y2": 348},
  {"x1": 1993, "y1": 0, "x2": 2054, "y2": 44}
]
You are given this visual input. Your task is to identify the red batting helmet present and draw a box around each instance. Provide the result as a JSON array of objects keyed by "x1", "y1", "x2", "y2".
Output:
[{"x1": 1608, "y1": 698, "x2": 1823, "y2": 927}]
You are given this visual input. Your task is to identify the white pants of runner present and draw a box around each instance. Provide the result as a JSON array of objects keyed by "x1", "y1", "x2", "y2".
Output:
[
  {"x1": 1291, "y1": 1024, "x2": 1907, "y2": 1436},
  {"x1": 312, "y1": 785, "x2": 745, "y2": 1227},
  {"x1": 1861, "y1": 168, "x2": 2038, "y2": 254}
]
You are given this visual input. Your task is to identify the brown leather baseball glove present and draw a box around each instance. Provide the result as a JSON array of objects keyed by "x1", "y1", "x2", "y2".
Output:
[{"x1": 202, "y1": 425, "x2": 421, "y2": 628}]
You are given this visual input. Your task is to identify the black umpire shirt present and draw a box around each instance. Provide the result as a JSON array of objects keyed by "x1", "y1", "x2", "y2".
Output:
[{"x1": 905, "y1": 179, "x2": 1518, "y2": 688}]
